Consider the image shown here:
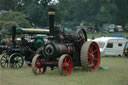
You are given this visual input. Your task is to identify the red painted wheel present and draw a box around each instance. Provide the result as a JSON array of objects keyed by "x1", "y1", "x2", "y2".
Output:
[
  {"x1": 58, "y1": 54, "x2": 73, "y2": 76},
  {"x1": 32, "y1": 54, "x2": 46, "y2": 75},
  {"x1": 80, "y1": 41, "x2": 100, "y2": 71}
]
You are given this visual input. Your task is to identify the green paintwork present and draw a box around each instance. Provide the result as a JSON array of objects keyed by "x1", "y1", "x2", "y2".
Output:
[{"x1": 34, "y1": 35, "x2": 47, "y2": 49}]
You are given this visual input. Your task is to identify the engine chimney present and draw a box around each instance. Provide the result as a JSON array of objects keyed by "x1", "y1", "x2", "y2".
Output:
[
  {"x1": 48, "y1": 7, "x2": 55, "y2": 36},
  {"x1": 12, "y1": 26, "x2": 16, "y2": 46}
]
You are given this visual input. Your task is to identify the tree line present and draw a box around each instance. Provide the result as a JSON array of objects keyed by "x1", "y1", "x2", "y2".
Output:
[{"x1": 0, "y1": 0, "x2": 128, "y2": 34}]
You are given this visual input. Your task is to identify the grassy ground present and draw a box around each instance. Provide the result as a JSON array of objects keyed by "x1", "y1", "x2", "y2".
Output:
[
  {"x1": 87, "y1": 32, "x2": 128, "y2": 39},
  {"x1": 0, "y1": 57, "x2": 128, "y2": 85}
]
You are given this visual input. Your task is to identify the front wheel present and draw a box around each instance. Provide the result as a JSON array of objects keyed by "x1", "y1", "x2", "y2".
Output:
[
  {"x1": 58, "y1": 54, "x2": 73, "y2": 76},
  {"x1": 32, "y1": 54, "x2": 46, "y2": 75}
]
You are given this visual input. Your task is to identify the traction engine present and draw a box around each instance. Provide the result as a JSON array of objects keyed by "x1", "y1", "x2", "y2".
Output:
[
  {"x1": 32, "y1": 8, "x2": 101, "y2": 76},
  {"x1": 0, "y1": 26, "x2": 35, "y2": 68},
  {"x1": 0, "y1": 27, "x2": 48, "y2": 68}
]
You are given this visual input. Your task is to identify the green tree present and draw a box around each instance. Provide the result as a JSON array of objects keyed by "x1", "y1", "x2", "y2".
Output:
[
  {"x1": 0, "y1": 11, "x2": 32, "y2": 28},
  {"x1": 115, "y1": 0, "x2": 128, "y2": 31},
  {"x1": 21, "y1": 0, "x2": 52, "y2": 27},
  {"x1": 0, "y1": 0, "x2": 17, "y2": 11},
  {"x1": 24, "y1": 1, "x2": 49, "y2": 27},
  {"x1": 56, "y1": 0, "x2": 120, "y2": 31}
]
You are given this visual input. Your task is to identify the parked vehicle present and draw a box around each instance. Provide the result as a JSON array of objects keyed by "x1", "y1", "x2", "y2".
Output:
[{"x1": 92, "y1": 37, "x2": 128, "y2": 57}]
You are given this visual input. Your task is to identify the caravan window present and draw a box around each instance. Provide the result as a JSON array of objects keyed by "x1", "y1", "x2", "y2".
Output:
[
  {"x1": 107, "y1": 43, "x2": 113, "y2": 48},
  {"x1": 118, "y1": 43, "x2": 122, "y2": 47}
]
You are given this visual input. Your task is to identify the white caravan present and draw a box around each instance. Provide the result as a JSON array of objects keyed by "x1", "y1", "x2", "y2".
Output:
[{"x1": 92, "y1": 37, "x2": 128, "y2": 57}]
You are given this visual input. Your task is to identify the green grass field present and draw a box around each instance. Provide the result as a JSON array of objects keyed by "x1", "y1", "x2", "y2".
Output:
[{"x1": 0, "y1": 57, "x2": 128, "y2": 85}]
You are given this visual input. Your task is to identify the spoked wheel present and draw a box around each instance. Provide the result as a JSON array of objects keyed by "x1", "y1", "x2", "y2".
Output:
[
  {"x1": 58, "y1": 54, "x2": 73, "y2": 76},
  {"x1": 32, "y1": 54, "x2": 46, "y2": 75},
  {"x1": 9, "y1": 53, "x2": 24, "y2": 69},
  {"x1": 76, "y1": 28, "x2": 87, "y2": 42},
  {"x1": 0, "y1": 53, "x2": 9, "y2": 68},
  {"x1": 80, "y1": 41, "x2": 100, "y2": 71}
]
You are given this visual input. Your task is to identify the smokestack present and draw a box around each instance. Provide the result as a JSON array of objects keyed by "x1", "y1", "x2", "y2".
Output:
[
  {"x1": 48, "y1": 7, "x2": 55, "y2": 36},
  {"x1": 12, "y1": 26, "x2": 16, "y2": 46}
]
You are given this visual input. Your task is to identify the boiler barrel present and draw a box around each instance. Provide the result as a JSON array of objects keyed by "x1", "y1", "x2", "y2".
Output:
[{"x1": 44, "y1": 42, "x2": 75, "y2": 57}]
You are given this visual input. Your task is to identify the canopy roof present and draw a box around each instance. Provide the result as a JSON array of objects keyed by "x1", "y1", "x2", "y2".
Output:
[{"x1": 16, "y1": 28, "x2": 49, "y2": 34}]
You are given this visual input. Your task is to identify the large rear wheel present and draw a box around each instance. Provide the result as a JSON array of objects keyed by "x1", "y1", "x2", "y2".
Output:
[
  {"x1": 58, "y1": 54, "x2": 73, "y2": 76},
  {"x1": 80, "y1": 41, "x2": 100, "y2": 71},
  {"x1": 32, "y1": 54, "x2": 46, "y2": 75}
]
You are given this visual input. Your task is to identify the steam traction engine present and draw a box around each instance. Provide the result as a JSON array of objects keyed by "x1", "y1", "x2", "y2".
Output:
[
  {"x1": 0, "y1": 26, "x2": 25, "y2": 68},
  {"x1": 32, "y1": 8, "x2": 100, "y2": 76},
  {"x1": 0, "y1": 27, "x2": 48, "y2": 68}
]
